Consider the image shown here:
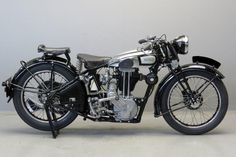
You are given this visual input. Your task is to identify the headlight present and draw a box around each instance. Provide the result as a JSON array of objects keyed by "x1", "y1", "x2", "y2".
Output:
[{"x1": 172, "y1": 35, "x2": 189, "y2": 54}]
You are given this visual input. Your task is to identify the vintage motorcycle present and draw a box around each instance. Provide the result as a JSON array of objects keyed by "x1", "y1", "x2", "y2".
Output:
[{"x1": 2, "y1": 35, "x2": 228, "y2": 138}]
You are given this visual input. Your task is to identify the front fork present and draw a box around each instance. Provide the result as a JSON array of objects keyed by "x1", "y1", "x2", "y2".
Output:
[
  {"x1": 170, "y1": 65, "x2": 218, "y2": 105},
  {"x1": 170, "y1": 67, "x2": 196, "y2": 104}
]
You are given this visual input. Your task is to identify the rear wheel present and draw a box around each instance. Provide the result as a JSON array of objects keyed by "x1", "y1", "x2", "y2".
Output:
[
  {"x1": 13, "y1": 63, "x2": 84, "y2": 131},
  {"x1": 161, "y1": 69, "x2": 228, "y2": 135}
]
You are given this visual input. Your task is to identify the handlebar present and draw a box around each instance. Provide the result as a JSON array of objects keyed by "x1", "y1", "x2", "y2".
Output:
[
  {"x1": 138, "y1": 36, "x2": 156, "y2": 44},
  {"x1": 139, "y1": 34, "x2": 179, "y2": 63}
]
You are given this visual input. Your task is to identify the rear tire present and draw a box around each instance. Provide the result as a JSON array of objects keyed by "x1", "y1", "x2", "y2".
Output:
[
  {"x1": 13, "y1": 63, "x2": 84, "y2": 131},
  {"x1": 161, "y1": 69, "x2": 228, "y2": 135}
]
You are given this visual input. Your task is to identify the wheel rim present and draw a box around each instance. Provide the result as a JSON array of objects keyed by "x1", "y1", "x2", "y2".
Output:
[
  {"x1": 167, "y1": 75, "x2": 221, "y2": 128},
  {"x1": 21, "y1": 70, "x2": 70, "y2": 123}
]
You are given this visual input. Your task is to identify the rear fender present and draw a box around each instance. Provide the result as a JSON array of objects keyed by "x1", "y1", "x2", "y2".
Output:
[
  {"x1": 3, "y1": 57, "x2": 77, "y2": 102},
  {"x1": 13, "y1": 56, "x2": 76, "y2": 82},
  {"x1": 154, "y1": 56, "x2": 224, "y2": 116}
]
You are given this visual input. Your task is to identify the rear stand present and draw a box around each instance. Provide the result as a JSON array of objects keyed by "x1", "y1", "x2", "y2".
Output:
[
  {"x1": 44, "y1": 102, "x2": 60, "y2": 138},
  {"x1": 19, "y1": 60, "x2": 60, "y2": 138}
]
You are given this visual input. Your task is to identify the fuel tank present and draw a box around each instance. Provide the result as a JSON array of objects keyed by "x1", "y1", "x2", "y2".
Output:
[{"x1": 109, "y1": 49, "x2": 156, "y2": 68}]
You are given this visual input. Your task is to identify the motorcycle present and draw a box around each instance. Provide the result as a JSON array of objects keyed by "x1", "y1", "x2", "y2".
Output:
[{"x1": 2, "y1": 34, "x2": 228, "y2": 138}]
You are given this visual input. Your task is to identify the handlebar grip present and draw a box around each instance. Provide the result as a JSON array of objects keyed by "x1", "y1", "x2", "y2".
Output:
[
  {"x1": 138, "y1": 39, "x2": 147, "y2": 44},
  {"x1": 138, "y1": 36, "x2": 156, "y2": 44},
  {"x1": 147, "y1": 36, "x2": 156, "y2": 40},
  {"x1": 38, "y1": 44, "x2": 46, "y2": 52}
]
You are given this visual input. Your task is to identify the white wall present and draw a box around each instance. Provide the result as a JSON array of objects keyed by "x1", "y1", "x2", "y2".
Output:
[{"x1": 0, "y1": 0, "x2": 235, "y2": 111}]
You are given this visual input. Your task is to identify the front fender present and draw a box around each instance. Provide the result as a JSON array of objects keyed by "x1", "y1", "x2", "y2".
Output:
[{"x1": 154, "y1": 56, "x2": 224, "y2": 116}]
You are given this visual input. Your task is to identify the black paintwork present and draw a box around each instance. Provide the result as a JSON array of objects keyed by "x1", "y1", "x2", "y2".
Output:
[
  {"x1": 119, "y1": 59, "x2": 134, "y2": 69},
  {"x1": 193, "y1": 56, "x2": 221, "y2": 69}
]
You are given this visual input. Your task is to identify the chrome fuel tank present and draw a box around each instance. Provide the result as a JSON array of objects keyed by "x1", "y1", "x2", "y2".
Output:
[{"x1": 109, "y1": 49, "x2": 156, "y2": 68}]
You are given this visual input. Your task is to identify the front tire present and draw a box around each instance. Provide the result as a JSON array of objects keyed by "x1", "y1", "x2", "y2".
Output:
[
  {"x1": 161, "y1": 69, "x2": 228, "y2": 135},
  {"x1": 13, "y1": 63, "x2": 84, "y2": 131}
]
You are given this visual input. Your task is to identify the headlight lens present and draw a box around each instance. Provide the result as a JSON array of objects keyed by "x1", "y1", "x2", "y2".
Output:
[{"x1": 172, "y1": 35, "x2": 189, "y2": 54}]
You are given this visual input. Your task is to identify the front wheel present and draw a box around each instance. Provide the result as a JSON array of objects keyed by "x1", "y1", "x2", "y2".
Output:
[{"x1": 161, "y1": 69, "x2": 228, "y2": 135}]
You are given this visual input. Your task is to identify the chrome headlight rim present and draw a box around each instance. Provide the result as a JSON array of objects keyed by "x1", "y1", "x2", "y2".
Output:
[{"x1": 172, "y1": 35, "x2": 189, "y2": 55}]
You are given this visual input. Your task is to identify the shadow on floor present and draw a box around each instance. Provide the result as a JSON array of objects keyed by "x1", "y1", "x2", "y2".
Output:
[{"x1": 1, "y1": 125, "x2": 229, "y2": 138}]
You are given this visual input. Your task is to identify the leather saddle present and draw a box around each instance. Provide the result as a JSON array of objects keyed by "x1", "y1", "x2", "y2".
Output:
[
  {"x1": 38, "y1": 44, "x2": 70, "y2": 55},
  {"x1": 37, "y1": 44, "x2": 110, "y2": 69},
  {"x1": 77, "y1": 53, "x2": 111, "y2": 69}
]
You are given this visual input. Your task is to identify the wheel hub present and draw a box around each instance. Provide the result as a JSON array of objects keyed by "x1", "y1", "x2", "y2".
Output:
[
  {"x1": 38, "y1": 94, "x2": 47, "y2": 104},
  {"x1": 183, "y1": 91, "x2": 203, "y2": 110}
]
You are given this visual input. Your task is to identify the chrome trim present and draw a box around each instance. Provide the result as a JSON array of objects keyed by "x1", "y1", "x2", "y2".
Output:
[
  {"x1": 109, "y1": 50, "x2": 153, "y2": 68},
  {"x1": 140, "y1": 55, "x2": 156, "y2": 65},
  {"x1": 88, "y1": 98, "x2": 97, "y2": 116},
  {"x1": 170, "y1": 60, "x2": 179, "y2": 69},
  {"x1": 173, "y1": 35, "x2": 189, "y2": 54},
  {"x1": 183, "y1": 65, "x2": 206, "y2": 69},
  {"x1": 98, "y1": 96, "x2": 116, "y2": 103},
  {"x1": 115, "y1": 50, "x2": 152, "y2": 59}
]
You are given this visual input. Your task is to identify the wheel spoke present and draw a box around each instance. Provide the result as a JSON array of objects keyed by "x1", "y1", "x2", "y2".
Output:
[
  {"x1": 170, "y1": 101, "x2": 185, "y2": 107},
  {"x1": 22, "y1": 70, "x2": 71, "y2": 122},
  {"x1": 168, "y1": 75, "x2": 220, "y2": 127}
]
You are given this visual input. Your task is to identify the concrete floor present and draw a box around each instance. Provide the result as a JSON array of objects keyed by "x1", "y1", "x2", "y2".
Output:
[{"x1": 0, "y1": 111, "x2": 235, "y2": 157}]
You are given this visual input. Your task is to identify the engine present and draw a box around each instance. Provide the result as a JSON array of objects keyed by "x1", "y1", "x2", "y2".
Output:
[
  {"x1": 108, "y1": 59, "x2": 141, "y2": 121},
  {"x1": 108, "y1": 78, "x2": 138, "y2": 121},
  {"x1": 113, "y1": 96, "x2": 138, "y2": 121},
  {"x1": 84, "y1": 58, "x2": 142, "y2": 121}
]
